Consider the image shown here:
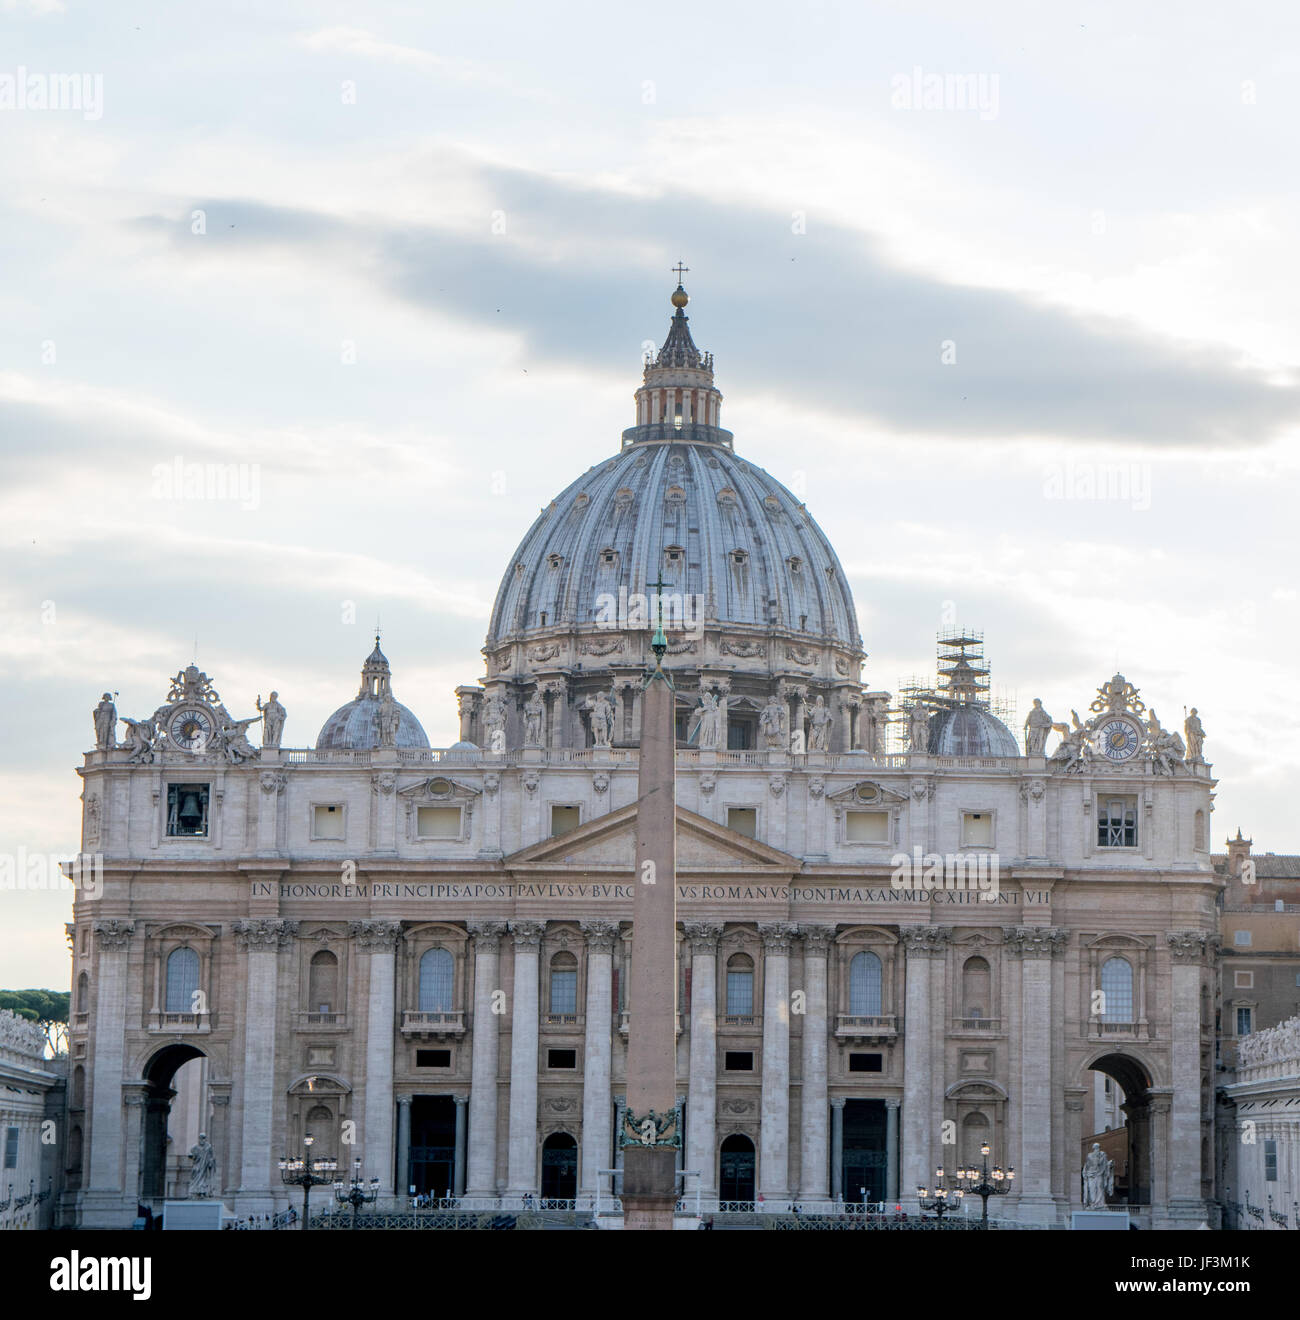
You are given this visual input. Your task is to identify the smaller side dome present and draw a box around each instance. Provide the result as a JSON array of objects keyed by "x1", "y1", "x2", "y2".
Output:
[
  {"x1": 927, "y1": 706, "x2": 1019, "y2": 757},
  {"x1": 316, "y1": 638, "x2": 430, "y2": 750}
]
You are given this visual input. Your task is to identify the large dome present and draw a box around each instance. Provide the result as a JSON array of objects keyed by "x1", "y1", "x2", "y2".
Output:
[
  {"x1": 485, "y1": 284, "x2": 860, "y2": 660},
  {"x1": 486, "y1": 441, "x2": 861, "y2": 651},
  {"x1": 925, "y1": 705, "x2": 1019, "y2": 757},
  {"x1": 316, "y1": 640, "x2": 430, "y2": 751}
]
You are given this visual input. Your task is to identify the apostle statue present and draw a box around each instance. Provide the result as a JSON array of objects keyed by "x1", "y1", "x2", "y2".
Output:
[
  {"x1": 1184, "y1": 707, "x2": 1205, "y2": 761},
  {"x1": 759, "y1": 693, "x2": 786, "y2": 748},
  {"x1": 376, "y1": 691, "x2": 400, "y2": 747},
  {"x1": 188, "y1": 1133, "x2": 217, "y2": 1199},
  {"x1": 482, "y1": 694, "x2": 507, "y2": 752},
  {"x1": 1081, "y1": 1142, "x2": 1114, "y2": 1209},
  {"x1": 256, "y1": 692, "x2": 286, "y2": 748},
  {"x1": 1024, "y1": 698, "x2": 1053, "y2": 756},
  {"x1": 907, "y1": 702, "x2": 930, "y2": 754},
  {"x1": 808, "y1": 695, "x2": 833, "y2": 751},
  {"x1": 524, "y1": 690, "x2": 545, "y2": 746},
  {"x1": 590, "y1": 689, "x2": 614, "y2": 748},
  {"x1": 697, "y1": 690, "x2": 721, "y2": 750},
  {"x1": 93, "y1": 693, "x2": 117, "y2": 750}
]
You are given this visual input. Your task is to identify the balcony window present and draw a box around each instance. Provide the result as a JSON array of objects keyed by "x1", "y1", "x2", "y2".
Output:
[
  {"x1": 726, "y1": 954, "x2": 754, "y2": 1016},
  {"x1": 1099, "y1": 958, "x2": 1133, "y2": 1023},
  {"x1": 418, "y1": 949, "x2": 454, "y2": 1013},
  {"x1": 549, "y1": 952, "x2": 578, "y2": 1016},
  {"x1": 848, "y1": 951, "x2": 883, "y2": 1016},
  {"x1": 164, "y1": 947, "x2": 200, "y2": 1014}
]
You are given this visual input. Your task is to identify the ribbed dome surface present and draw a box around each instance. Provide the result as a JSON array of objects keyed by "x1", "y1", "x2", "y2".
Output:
[
  {"x1": 486, "y1": 440, "x2": 861, "y2": 650},
  {"x1": 926, "y1": 705, "x2": 1019, "y2": 757},
  {"x1": 316, "y1": 695, "x2": 430, "y2": 750}
]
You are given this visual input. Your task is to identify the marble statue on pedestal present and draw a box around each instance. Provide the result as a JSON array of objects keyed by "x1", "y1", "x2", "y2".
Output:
[
  {"x1": 908, "y1": 702, "x2": 930, "y2": 753},
  {"x1": 1024, "y1": 698, "x2": 1053, "y2": 756},
  {"x1": 808, "y1": 695, "x2": 832, "y2": 751},
  {"x1": 696, "y1": 691, "x2": 721, "y2": 750},
  {"x1": 1184, "y1": 708, "x2": 1205, "y2": 761},
  {"x1": 256, "y1": 692, "x2": 286, "y2": 747},
  {"x1": 759, "y1": 694, "x2": 786, "y2": 748},
  {"x1": 524, "y1": 690, "x2": 545, "y2": 746},
  {"x1": 590, "y1": 690, "x2": 614, "y2": 748},
  {"x1": 188, "y1": 1133, "x2": 217, "y2": 1199},
  {"x1": 93, "y1": 694, "x2": 117, "y2": 750},
  {"x1": 1081, "y1": 1142, "x2": 1114, "y2": 1209}
]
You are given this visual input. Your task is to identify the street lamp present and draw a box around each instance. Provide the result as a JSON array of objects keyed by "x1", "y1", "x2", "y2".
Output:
[
  {"x1": 334, "y1": 1158, "x2": 381, "y2": 1228},
  {"x1": 278, "y1": 1133, "x2": 338, "y2": 1231},
  {"x1": 953, "y1": 1143, "x2": 1014, "y2": 1226},
  {"x1": 916, "y1": 1167, "x2": 963, "y2": 1220}
]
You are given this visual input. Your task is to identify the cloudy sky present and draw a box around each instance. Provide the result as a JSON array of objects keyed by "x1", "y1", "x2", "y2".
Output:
[{"x1": 3, "y1": 1, "x2": 1297, "y2": 986}]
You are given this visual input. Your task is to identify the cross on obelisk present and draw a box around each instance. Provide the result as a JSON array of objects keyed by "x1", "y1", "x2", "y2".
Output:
[{"x1": 621, "y1": 570, "x2": 680, "y2": 1229}]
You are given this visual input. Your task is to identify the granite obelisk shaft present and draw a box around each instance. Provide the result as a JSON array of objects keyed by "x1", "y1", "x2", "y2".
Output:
[{"x1": 621, "y1": 661, "x2": 678, "y2": 1229}]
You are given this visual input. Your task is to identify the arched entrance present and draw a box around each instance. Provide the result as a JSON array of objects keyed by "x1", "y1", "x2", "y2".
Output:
[
  {"x1": 719, "y1": 1134, "x2": 756, "y2": 1203},
  {"x1": 140, "y1": 1043, "x2": 207, "y2": 1204},
  {"x1": 541, "y1": 1133, "x2": 577, "y2": 1201},
  {"x1": 1083, "y1": 1053, "x2": 1154, "y2": 1206}
]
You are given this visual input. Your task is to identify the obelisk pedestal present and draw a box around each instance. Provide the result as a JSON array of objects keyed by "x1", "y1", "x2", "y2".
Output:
[{"x1": 620, "y1": 644, "x2": 679, "y2": 1230}]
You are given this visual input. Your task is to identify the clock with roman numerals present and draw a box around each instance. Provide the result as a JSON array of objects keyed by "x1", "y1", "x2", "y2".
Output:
[{"x1": 1097, "y1": 715, "x2": 1141, "y2": 762}]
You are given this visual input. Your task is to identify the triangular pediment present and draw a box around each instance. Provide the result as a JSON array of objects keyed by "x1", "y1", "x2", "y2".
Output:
[{"x1": 505, "y1": 804, "x2": 799, "y2": 876}]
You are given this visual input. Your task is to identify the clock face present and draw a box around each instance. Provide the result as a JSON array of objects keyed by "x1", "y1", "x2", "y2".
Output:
[
  {"x1": 169, "y1": 706, "x2": 215, "y2": 752},
  {"x1": 1098, "y1": 716, "x2": 1141, "y2": 762}
]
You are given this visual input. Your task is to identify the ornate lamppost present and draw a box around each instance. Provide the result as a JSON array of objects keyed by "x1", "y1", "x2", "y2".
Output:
[
  {"x1": 916, "y1": 1167, "x2": 964, "y2": 1221},
  {"x1": 334, "y1": 1157, "x2": 380, "y2": 1228},
  {"x1": 955, "y1": 1143, "x2": 1014, "y2": 1225},
  {"x1": 278, "y1": 1133, "x2": 337, "y2": 1231}
]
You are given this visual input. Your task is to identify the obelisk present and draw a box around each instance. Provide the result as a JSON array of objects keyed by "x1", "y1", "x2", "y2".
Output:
[{"x1": 620, "y1": 581, "x2": 680, "y2": 1230}]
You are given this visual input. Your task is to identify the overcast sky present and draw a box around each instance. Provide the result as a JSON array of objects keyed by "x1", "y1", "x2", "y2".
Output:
[{"x1": 3, "y1": 1, "x2": 1297, "y2": 986}]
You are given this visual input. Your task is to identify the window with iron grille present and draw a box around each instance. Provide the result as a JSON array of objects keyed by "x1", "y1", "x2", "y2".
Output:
[{"x1": 1097, "y1": 798, "x2": 1137, "y2": 848}]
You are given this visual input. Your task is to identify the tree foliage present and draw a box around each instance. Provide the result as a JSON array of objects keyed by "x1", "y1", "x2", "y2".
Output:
[{"x1": 0, "y1": 988, "x2": 70, "y2": 1056}]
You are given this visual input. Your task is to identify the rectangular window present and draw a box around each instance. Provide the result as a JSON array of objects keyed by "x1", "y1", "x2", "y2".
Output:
[
  {"x1": 416, "y1": 806, "x2": 461, "y2": 840},
  {"x1": 1233, "y1": 970, "x2": 1254, "y2": 989},
  {"x1": 3, "y1": 1127, "x2": 17, "y2": 1169},
  {"x1": 1265, "y1": 1139, "x2": 1278, "y2": 1182},
  {"x1": 1097, "y1": 798, "x2": 1137, "y2": 848},
  {"x1": 1236, "y1": 1006, "x2": 1253, "y2": 1035},
  {"x1": 727, "y1": 808, "x2": 757, "y2": 839},
  {"x1": 1233, "y1": 930, "x2": 1252, "y2": 947},
  {"x1": 165, "y1": 783, "x2": 210, "y2": 837},
  {"x1": 724, "y1": 1051, "x2": 754, "y2": 1071},
  {"x1": 848, "y1": 1053, "x2": 883, "y2": 1073},
  {"x1": 961, "y1": 812, "x2": 994, "y2": 847},
  {"x1": 416, "y1": 1049, "x2": 452, "y2": 1069},
  {"x1": 547, "y1": 1049, "x2": 577, "y2": 1069},
  {"x1": 726, "y1": 971, "x2": 754, "y2": 1016},
  {"x1": 550, "y1": 805, "x2": 580, "y2": 836},
  {"x1": 312, "y1": 803, "x2": 345, "y2": 840},
  {"x1": 727, "y1": 719, "x2": 755, "y2": 751},
  {"x1": 846, "y1": 810, "x2": 889, "y2": 843}
]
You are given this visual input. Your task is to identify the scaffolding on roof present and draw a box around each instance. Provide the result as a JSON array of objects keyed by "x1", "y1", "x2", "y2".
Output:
[{"x1": 887, "y1": 631, "x2": 1017, "y2": 754}]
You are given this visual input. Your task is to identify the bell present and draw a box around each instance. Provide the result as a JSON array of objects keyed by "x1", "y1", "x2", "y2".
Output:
[{"x1": 178, "y1": 792, "x2": 203, "y2": 826}]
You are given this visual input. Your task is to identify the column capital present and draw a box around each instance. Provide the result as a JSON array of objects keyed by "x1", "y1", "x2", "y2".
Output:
[
  {"x1": 899, "y1": 924, "x2": 951, "y2": 957},
  {"x1": 1001, "y1": 925, "x2": 1069, "y2": 959},
  {"x1": 453, "y1": 1094, "x2": 469, "y2": 1108},
  {"x1": 467, "y1": 919, "x2": 509, "y2": 950},
  {"x1": 1166, "y1": 929, "x2": 1217, "y2": 963},
  {"x1": 580, "y1": 918, "x2": 620, "y2": 953},
  {"x1": 232, "y1": 917, "x2": 298, "y2": 951},
  {"x1": 682, "y1": 920, "x2": 724, "y2": 953},
  {"x1": 348, "y1": 919, "x2": 403, "y2": 950},
  {"x1": 798, "y1": 924, "x2": 837, "y2": 953},
  {"x1": 830, "y1": 1097, "x2": 847, "y2": 1110},
  {"x1": 396, "y1": 1095, "x2": 413, "y2": 1109},
  {"x1": 884, "y1": 1096, "x2": 901, "y2": 1111},
  {"x1": 511, "y1": 919, "x2": 546, "y2": 947},
  {"x1": 92, "y1": 919, "x2": 135, "y2": 949},
  {"x1": 758, "y1": 921, "x2": 797, "y2": 954}
]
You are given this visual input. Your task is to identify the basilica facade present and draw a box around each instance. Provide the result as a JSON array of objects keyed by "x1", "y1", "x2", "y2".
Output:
[{"x1": 66, "y1": 285, "x2": 1221, "y2": 1228}]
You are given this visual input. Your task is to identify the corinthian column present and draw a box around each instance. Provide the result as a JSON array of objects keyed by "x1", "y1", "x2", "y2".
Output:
[
  {"x1": 900, "y1": 925, "x2": 949, "y2": 1198},
  {"x1": 352, "y1": 920, "x2": 403, "y2": 1200},
  {"x1": 232, "y1": 917, "x2": 297, "y2": 1213},
  {"x1": 758, "y1": 923, "x2": 796, "y2": 1202},
  {"x1": 506, "y1": 920, "x2": 545, "y2": 1195},
  {"x1": 684, "y1": 921, "x2": 723, "y2": 1199},
  {"x1": 466, "y1": 921, "x2": 507, "y2": 1196},
  {"x1": 798, "y1": 926, "x2": 835, "y2": 1199},
  {"x1": 580, "y1": 919, "x2": 618, "y2": 1197},
  {"x1": 1166, "y1": 930, "x2": 1214, "y2": 1222}
]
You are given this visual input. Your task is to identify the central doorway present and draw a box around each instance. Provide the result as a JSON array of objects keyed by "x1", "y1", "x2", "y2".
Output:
[
  {"x1": 842, "y1": 1099, "x2": 887, "y2": 1203},
  {"x1": 409, "y1": 1096, "x2": 456, "y2": 1197},
  {"x1": 719, "y1": 1133, "x2": 756, "y2": 1203},
  {"x1": 541, "y1": 1132, "x2": 577, "y2": 1200}
]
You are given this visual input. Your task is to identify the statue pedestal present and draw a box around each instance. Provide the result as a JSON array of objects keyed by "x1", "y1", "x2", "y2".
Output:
[
  {"x1": 259, "y1": 748, "x2": 280, "y2": 764},
  {"x1": 593, "y1": 747, "x2": 612, "y2": 765},
  {"x1": 163, "y1": 1199, "x2": 232, "y2": 1230},
  {"x1": 806, "y1": 750, "x2": 826, "y2": 768},
  {"x1": 1070, "y1": 1209, "x2": 1130, "y2": 1230},
  {"x1": 621, "y1": 1148, "x2": 677, "y2": 1231},
  {"x1": 697, "y1": 750, "x2": 717, "y2": 769},
  {"x1": 523, "y1": 746, "x2": 544, "y2": 764}
]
